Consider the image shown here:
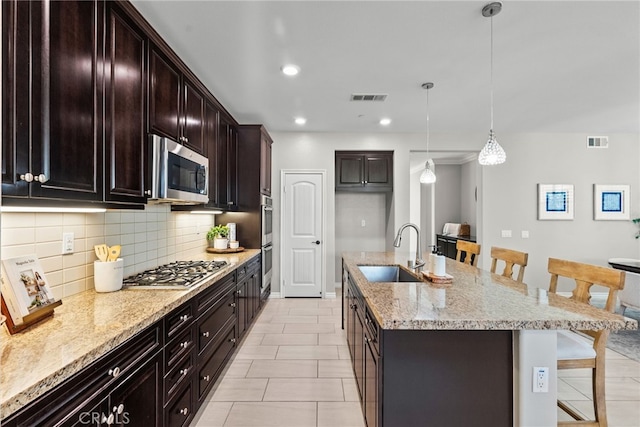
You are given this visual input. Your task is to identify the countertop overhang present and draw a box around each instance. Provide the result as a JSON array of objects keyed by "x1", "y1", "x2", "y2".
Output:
[
  {"x1": 0, "y1": 249, "x2": 261, "y2": 419},
  {"x1": 343, "y1": 251, "x2": 638, "y2": 331}
]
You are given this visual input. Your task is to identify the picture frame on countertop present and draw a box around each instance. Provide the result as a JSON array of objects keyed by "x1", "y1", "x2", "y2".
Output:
[
  {"x1": 593, "y1": 184, "x2": 630, "y2": 220},
  {"x1": 538, "y1": 184, "x2": 574, "y2": 220}
]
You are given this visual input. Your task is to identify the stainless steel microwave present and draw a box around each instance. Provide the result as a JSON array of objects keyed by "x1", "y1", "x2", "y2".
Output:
[{"x1": 147, "y1": 134, "x2": 209, "y2": 205}]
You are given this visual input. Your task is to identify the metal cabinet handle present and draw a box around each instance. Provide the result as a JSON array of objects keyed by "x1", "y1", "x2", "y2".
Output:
[
  {"x1": 144, "y1": 189, "x2": 152, "y2": 196},
  {"x1": 180, "y1": 314, "x2": 189, "y2": 322},
  {"x1": 229, "y1": 302, "x2": 236, "y2": 307},
  {"x1": 180, "y1": 368, "x2": 188, "y2": 376},
  {"x1": 34, "y1": 173, "x2": 48, "y2": 183},
  {"x1": 106, "y1": 413, "x2": 115, "y2": 425},
  {"x1": 180, "y1": 341, "x2": 190, "y2": 349},
  {"x1": 364, "y1": 180, "x2": 368, "y2": 184},
  {"x1": 202, "y1": 331, "x2": 210, "y2": 338},
  {"x1": 179, "y1": 407, "x2": 189, "y2": 416},
  {"x1": 108, "y1": 367, "x2": 120, "y2": 378},
  {"x1": 203, "y1": 375, "x2": 210, "y2": 382},
  {"x1": 113, "y1": 404, "x2": 124, "y2": 415},
  {"x1": 237, "y1": 290, "x2": 242, "y2": 295},
  {"x1": 229, "y1": 338, "x2": 237, "y2": 343},
  {"x1": 20, "y1": 172, "x2": 34, "y2": 182}
]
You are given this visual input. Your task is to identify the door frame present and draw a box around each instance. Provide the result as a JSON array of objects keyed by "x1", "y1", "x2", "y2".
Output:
[{"x1": 280, "y1": 169, "x2": 327, "y2": 298}]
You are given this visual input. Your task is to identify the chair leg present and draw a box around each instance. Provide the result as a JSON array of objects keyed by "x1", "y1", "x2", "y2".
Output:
[{"x1": 592, "y1": 356, "x2": 608, "y2": 427}]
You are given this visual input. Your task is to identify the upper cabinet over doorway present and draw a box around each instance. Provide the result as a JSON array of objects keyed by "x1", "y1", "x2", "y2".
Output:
[{"x1": 335, "y1": 151, "x2": 393, "y2": 192}]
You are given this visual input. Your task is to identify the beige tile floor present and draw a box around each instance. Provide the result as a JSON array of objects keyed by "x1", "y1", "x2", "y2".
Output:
[{"x1": 192, "y1": 295, "x2": 640, "y2": 427}]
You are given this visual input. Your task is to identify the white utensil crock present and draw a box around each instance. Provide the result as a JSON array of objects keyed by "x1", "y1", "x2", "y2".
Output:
[{"x1": 94, "y1": 258, "x2": 124, "y2": 292}]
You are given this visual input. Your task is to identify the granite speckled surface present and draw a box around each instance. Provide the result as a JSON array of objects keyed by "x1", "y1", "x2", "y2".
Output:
[
  {"x1": 343, "y1": 252, "x2": 638, "y2": 331},
  {"x1": 0, "y1": 249, "x2": 260, "y2": 419}
]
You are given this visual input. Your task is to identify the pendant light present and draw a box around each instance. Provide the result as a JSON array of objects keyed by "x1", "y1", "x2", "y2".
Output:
[
  {"x1": 478, "y1": 2, "x2": 507, "y2": 166},
  {"x1": 420, "y1": 82, "x2": 436, "y2": 184}
]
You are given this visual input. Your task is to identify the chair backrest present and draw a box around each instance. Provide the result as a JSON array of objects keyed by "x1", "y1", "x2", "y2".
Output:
[
  {"x1": 456, "y1": 240, "x2": 481, "y2": 266},
  {"x1": 490, "y1": 246, "x2": 529, "y2": 282},
  {"x1": 547, "y1": 258, "x2": 626, "y2": 314}
]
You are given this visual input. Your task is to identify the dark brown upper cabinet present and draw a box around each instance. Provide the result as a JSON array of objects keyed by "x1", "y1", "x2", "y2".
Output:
[
  {"x1": 237, "y1": 125, "x2": 273, "y2": 206},
  {"x1": 259, "y1": 130, "x2": 273, "y2": 196},
  {"x1": 2, "y1": 0, "x2": 103, "y2": 201},
  {"x1": 149, "y1": 45, "x2": 205, "y2": 156},
  {"x1": 104, "y1": 2, "x2": 147, "y2": 205},
  {"x1": 214, "y1": 114, "x2": 239, "y2": 210},
  {"x1": 335, "y1": 151, "x2": 393, "y2": 192}
]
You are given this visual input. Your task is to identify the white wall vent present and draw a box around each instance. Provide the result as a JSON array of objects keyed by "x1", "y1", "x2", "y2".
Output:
[
  {"x1": 350, "y1": 93, "x2": 387, "y2": 102},
  {"x1": 587, "y1": 136, "x2": 609, "y2": 148}
]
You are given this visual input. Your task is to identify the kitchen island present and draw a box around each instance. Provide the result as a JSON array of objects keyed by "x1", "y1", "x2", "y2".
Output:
[
  {"x1": 342, "y1": 252, "x2": 637, "y2": 427},
  {"x1": 0, "y1": 249, "x2": 261, "y2": 425}
]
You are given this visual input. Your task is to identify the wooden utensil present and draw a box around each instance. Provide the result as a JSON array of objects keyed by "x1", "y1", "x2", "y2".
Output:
[
  {"x1": 107, "y1": 245, "x2": 121, "y2": 262},
  {"x1": 94, "y1": 244, "x2": 108, "y2": 262}
]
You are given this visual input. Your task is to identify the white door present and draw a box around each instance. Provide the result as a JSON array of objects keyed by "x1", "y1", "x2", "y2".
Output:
[{"x1": 282, "y1": 171, "x2": 324, "y2": 297}]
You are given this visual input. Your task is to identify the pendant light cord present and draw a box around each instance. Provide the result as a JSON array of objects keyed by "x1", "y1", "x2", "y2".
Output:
[
  {"x1": 490, "y1": 14, "x2": 494, "y2": 132},
  {"x1": 426, "y1": 86, "x2": 430, "y2": 154}
]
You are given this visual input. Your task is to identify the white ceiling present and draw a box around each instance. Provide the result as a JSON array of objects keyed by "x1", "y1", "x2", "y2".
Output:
[{"x1": 131, "y1": 0, "x2": 640, "y2": 136}]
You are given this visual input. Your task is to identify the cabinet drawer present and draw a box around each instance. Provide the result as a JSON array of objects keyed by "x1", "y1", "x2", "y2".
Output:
[
  {"x1": 165, "y1": 326, "x2": 195, "y2": 372},
  {"x1": 165, "y1": 382, "x2": 193, "y2": 427},
  {"x1": 198, "y1": 323, "x2": 237, "y2": 401},
  {"x1": 165, "y1": 302, "x2": 194, "y2": 342},
  {"x1": 196, "y1": 272, "x2": 235, "y2": 315},
  {"x1": 197, "y1": 287, "x2": 236, "y2": 355},
  {"x1": 364, "y1": 309, "x2": 379, "y2": 356},
  {"x1": 164, "y1": 352, "x2": 194, "y2": 403}
]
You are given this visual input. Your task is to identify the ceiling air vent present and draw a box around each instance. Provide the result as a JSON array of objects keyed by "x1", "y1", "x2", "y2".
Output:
[
  {"x1": 587, "y1": 136, "x2": 609, "y2": 148},
  {"x1": 350, "y1": 93, "x2": 388, "y2": 102}
]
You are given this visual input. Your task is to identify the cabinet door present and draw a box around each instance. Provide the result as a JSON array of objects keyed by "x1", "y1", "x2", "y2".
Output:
[
  {"x1": 260, "y1": 133, "x2": 272, "y2": 196},
  {"x1": 365, "y1": 154, "x2": 392, "y2": 189},
  {"x1": 30, "y1": 0, "x2": 103, "y2": 200},
  {"x1": 2, "y1": 0, "x2": 31, "y2": 197},
  {"x1": 228, "y1": 124, "x2": 239, "y2": 209},
  {"x1": 364, "y1": 337, "x2": 379, "y2": 427},
  {"x1": 104, "y1": 3, "x2": 146, "y2": 204},
  {"x1": 109, "y1": 353, "x2": 162, "y2": 427},
  {"x1": 354, "y1": 309, "x2": 365, "y2": 400},
  {"x1": 236, "y1": 280, "x2": 247, "y2": 338},
  {"x1": 204, "y1": 102, "x2": 219, "y2": 206},
  {"x1": 182, "y1": 79, "x2": 206, "y2": 155},
  {"x1": 336, "y1": 154, "x2": 364, "y2": 189},
  {"x1": 149, "y1": 46, "x2": 181, "y2": 141},
  {"x1": 216, "y1": 115, "x2": 238, "y2": 209}
]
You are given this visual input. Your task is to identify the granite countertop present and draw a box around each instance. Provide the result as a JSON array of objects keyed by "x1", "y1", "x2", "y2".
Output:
[
  {"x1": 0, "y1": 249, "x2": 260, "y2": 418},
  {"x1": 343, "y1": 251, "x2": 638, "y2": 331}
]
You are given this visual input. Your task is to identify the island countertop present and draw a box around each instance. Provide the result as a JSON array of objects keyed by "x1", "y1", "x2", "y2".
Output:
[
  {"x1": 0, "y1": 249, "x2": 260, "y2": 419},
  {"x1": 343, "y1": 251, "x2": 638, "y2": 331}
]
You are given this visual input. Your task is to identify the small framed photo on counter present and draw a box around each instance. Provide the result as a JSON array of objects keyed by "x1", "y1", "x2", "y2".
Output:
[
  {"x1": 538, "y1": 184, "x2": 574, "y2": 220},
  {"x1": 593, "y1": 184, "x2": 630, "y2": 220}
]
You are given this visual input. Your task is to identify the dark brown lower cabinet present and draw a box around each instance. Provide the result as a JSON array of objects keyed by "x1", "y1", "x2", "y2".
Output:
[
  {"x1": 344, "y1": 266, "x2": 513, "y2": 427},
  {"x1": 2, "y1": 255, "x2": 266, "y2": 427}
]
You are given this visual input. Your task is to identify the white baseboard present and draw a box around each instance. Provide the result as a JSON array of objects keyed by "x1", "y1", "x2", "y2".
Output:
[
  {"x1": 324, "y1": 292, "x2": 336, "y2": 299},
  {"x1": 269, "y1": 292, "x2": 282, "y2": 299}
]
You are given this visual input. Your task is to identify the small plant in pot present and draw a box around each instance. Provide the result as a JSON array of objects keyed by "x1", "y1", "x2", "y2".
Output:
[{"x1": 207, "y1": 225, "x2": 230, "y2": 249}]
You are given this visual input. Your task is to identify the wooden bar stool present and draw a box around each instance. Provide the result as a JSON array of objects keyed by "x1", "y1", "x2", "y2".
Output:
[
  {"x1": 548, "y1": 258, "x2": 626, "y2": 427},
  {"x1": 490, "y1": 247, "x2": 528, "y2": 282},
  {"x1": 455, "y1": 240, "x2": 481, "y2": 267}
]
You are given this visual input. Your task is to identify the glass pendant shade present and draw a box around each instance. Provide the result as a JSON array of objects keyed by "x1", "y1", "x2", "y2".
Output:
[
  {"x1": 420, "y1": 159, "x2": 437, "y2": 184},
  {"x1": 478, "y1": 130, "x2": 506, "y2": 165}
]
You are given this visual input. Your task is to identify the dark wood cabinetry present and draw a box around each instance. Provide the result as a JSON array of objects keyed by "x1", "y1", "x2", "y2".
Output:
[
  {"x1": 104, "y1": 2, "x2": 147, "y2": 204},
  {"x1": 149, "y1": 46, "x2": 206, "y2": 156},
  {"x1": 2, "y1": 0, "x2": 103, "y2": 201},
  {"x1": 335, "y1": 151, "x2": 393, "y2": 192},
  {"x1": 236, "y1": 256, "x2": 262, "y2": 340},
  {"x1": 436, "y1": 234, "x2": 477, "y2": 260},
  {"x1": 212, "y1": 114, "x2": 239, "y2": 209}
]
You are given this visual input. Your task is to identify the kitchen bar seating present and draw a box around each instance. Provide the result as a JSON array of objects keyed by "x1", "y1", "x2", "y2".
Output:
[
  {"x1": 456, "y1": 240, "x2": 481, "y2": 266},
  {"x1": 548, "y1": 258, "x2": 626, "y2": 427},
  {"x1": 490, "y1": 246, "x2": 528, "y2": 282}
]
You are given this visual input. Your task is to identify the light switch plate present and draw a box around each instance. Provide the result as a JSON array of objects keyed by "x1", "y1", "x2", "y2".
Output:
[{"x1": 501, "y1": 230, "x2": 512, "y2": 238}]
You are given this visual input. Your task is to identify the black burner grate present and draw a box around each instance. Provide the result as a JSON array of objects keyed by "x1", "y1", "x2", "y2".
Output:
[{"x1": 123, "y1": 260, "x2": 227, "y2": 288}]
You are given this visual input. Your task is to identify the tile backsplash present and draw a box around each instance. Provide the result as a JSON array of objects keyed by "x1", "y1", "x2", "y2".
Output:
[{"x1": 0, "y1": 205, "x2": 216, "y2": 300}]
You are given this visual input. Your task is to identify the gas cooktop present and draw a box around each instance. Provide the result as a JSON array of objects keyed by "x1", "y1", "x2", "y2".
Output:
[{"x1": 123, "y1": 260, "x2": 228, "y2": 289}]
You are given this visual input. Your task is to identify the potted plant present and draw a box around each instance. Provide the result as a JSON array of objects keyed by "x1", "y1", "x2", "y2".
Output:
[{"x1": 207, "y1": 225, "x2": 230, "y2": 249}]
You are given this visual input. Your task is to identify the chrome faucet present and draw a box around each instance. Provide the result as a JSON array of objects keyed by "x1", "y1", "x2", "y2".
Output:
[{"x1": 393, "y1": 223, "x2": 424, "y2": 270}]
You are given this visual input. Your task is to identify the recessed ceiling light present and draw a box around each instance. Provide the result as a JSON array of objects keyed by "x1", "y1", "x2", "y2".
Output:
[
  {"x1": 379, "y1": 118, "x2": 392, "y2": 126},
  {"x1": 295, "y1": 117, "x2": 307, "y2": 125},
  {"x1": 281, "y1": 64, "x2": 300, "y2": 76}
]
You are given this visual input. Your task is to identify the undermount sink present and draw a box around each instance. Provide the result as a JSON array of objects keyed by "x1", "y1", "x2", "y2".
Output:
[{"x1": 358, "y1": 265, "x2": 421, "y2": 282}]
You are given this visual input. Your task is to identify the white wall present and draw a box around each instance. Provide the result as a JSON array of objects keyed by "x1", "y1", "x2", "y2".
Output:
[
  {"x1": 272, "y1": 131, "x2": 640, "y2": 296},
  {"x1": 434, "y1": 164, "x2": 462, "y2": 235}
]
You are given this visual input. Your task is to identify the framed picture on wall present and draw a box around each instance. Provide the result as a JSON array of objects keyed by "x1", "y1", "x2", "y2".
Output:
[
  {"x1": 538, "y1": 184, "x2": 574, "y2": 220},
  {"x1": 593, "y1": 184, "x2": 630, "y2": 220}
]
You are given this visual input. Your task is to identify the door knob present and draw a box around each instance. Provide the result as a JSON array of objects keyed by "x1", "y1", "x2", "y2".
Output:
[{"x1": 312, "y1": 240, "x2": 321, "y2": 245}]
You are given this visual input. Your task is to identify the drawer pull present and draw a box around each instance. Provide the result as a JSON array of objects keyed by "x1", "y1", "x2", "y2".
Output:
[
  {"x1": 180, "y1": 341, "x2": 190, "y2": 349},
  {"x1": 229, "y1": 338, "x2": 237, "y2": 343},
  {"x1": 180, "y1": 314, "x2": 189, "y2": 322},
  {"x1": 237, "y1": 290, "x2": 242, "y2": 295},
  {"x1": 106, "y1": 413, "x2": 115, "y2": 425},
  {"x1": 365, "y1": 317, "x2": 370, "y2": 324},
  {"x1": 180, "y1": 368, "x2": 188, "y2": 376},
  {"x1": 108, "y1": 367, "x2": 120, "y2": 378},
  {"x1": 203, "y1": 375, "x2": 211, "y2": 382},
  {"x1": 229, "y1": 302, "x2": 236, "y2": 307},
  {"x1": 202, "y1": 331, "x2": 210, "y2": 338},
  {"x1": 113, "y1": 404, "x2": 125, "y2": 415},
  {"x1": 364, "y1": 336, "x2": 372, "y2": 343},
  {"x1": 179, "y1": 407, "x2": 189, "y2": 416}
]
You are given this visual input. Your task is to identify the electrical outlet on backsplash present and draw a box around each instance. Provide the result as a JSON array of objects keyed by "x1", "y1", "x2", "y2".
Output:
[{"x1": 0, "y1": 205, "x2": 215, "y2": 300}]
